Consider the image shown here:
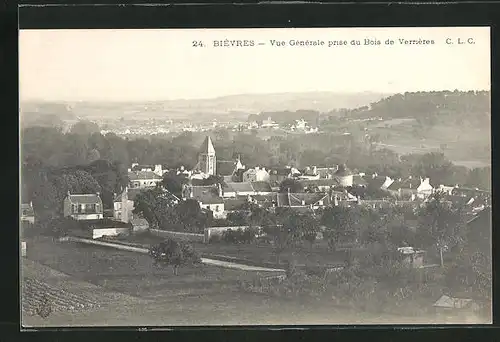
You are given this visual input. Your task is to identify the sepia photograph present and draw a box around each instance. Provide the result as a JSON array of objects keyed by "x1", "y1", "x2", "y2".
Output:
[{"x1": 19, "y1": 27, "x2": 491, "y2": 327}]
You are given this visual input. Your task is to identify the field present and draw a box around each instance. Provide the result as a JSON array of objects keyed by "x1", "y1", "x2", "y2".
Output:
[
  {"x1": 366, "y1": 119, "x2": 490, "y2": 168},
  {"x1": 111, "y1": 232, "x2": 349, "y2": 270},
  {"x1": 21, "y1": 236, "x2": 488, "y2": 326}
]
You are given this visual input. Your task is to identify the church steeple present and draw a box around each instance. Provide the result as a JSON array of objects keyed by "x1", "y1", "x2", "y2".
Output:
[{"x1": 198, "y1": 136, "x2": 216, "y2": 175}]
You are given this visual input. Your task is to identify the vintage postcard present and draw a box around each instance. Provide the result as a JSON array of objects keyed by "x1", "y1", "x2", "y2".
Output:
[{"x1": 19, "y1": 27, "x2": 491, "y2": 327}]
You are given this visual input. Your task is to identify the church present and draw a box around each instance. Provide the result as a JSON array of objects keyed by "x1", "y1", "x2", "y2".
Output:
[{"x1": 196, "y1": 136, "x2": 217, "y2": 176}]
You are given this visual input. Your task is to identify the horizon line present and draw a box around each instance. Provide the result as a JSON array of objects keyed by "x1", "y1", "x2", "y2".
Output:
[{"x1": 19, "y1": 88, "x2": 491, "y2": 104}]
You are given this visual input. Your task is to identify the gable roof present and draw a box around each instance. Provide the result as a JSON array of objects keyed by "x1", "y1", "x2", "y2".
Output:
[
  {"x1": 299, "y1": 178, "x2": 340, "y2": 188},
  {"x1": 352, "y1": 175, "x2": 368, "y2": 186},
  {"x1": 366, "y1": 175, "x2": 388, "y2": 189},
  {"x1": 128, "y1": 170, "x2": 162, "y2": 181},
  {"x1": 20, "y1": 204, "x2": 34, "y2": 216},
  {"x1": 127, "y1": 188, "x2": 147, "y2": 201},
  {"x1": 67, "y1": 194, "x2": 102, "y2": 204},
  {"x1": 278, "y1": 192, "x2": 330, "y2": 207},
  {"x1": 251, "y1": 181, "x2": 272, "y2": 192},
  {"x1": 224, "y1": 182, "x2": 255, "y2": 193},
  {"x1": 224, "y1": 198, "x2": 248, "y2": 211},
  {"x1": 217, "y1": 160, "x2": 237, "y2": 176},
  {"x1": 387, "y1": 177, "x2": 420, "y2": 191},
  {"x1": 433, "y1": 295, "x2": 475, "y2": 309},
  {"x1": 199, "y1": 136, "x2": 216, "y2": 154},
  {"x1": 191, "y1": 185, "x2": 224, "y2": 204}
]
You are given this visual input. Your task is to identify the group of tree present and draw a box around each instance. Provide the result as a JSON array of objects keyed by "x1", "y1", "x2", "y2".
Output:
[
  {"x1": 22, "y1": 157, "x2": 128, "y2": 228},
  {"x1": 132, "y1": 188, "x2": 212, "y2": 233}
]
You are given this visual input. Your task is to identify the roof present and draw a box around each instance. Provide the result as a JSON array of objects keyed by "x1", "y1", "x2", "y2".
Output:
[
  {"x1": 334, "y1": 165, "x2": 352, "y2": 176},
  {"x1": 387, "y1": 177, "x2": 420, "y2": 191},
  {"x1": 67, "y1": 194, "x2": 102, "y2": 204},
  {"x1": 278, "y1": 192, "x2": 330, "y2": 207},
  {"x1": 199, "y1": 136, "x2": 216, "y2": 154},
  {"x1": 366, "y1": 175, "x2": 388, "y2": 189},
  {"x1": 433, "y1": 295, "x2": 475, "y2": 309},
  {"x1": 224, "y1": 198, "x2": 248, "y2": 211},
  {"x1": 217, "y1": 160, "x2": 237, "y2": 176},
  {"x1": 251, "y1": 181, "x2": 272, "y2": 192},
  {"x1": 191, "y1": 185, "x2": 224, "y2": 204},
  {"x1": 352, "y1": 175, "x2": 368, "y2": 186},
  {"x1": 21, "y1": 204, "x2": 34, "y2": 216},
  {"x1": 128, "y1": 171, "x2": 162, "y2": 181},
  {"x1": 269, "y1": 168, "x2": 291, "y2": 176},
  {"x1": 224, "y1": 182, "x2": 255, "y2": 193},
  {"x1": 451, "y1": 187, "x2": 491, "y2": 197},
  {"x1": 299, "y1": 179, "x2": 340, "y2": 188},
  {"x1": 127, "y1": 188, "x2": 147, "y2": 201},
  {"x1": 131, "y1": 218, "x2": 149, "y2": 227}
]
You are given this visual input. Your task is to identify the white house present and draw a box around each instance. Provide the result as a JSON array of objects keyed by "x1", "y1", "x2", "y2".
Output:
[
  {"x1": 417, "y1": 177, "x2": 434, "y2": 199},
  {"x1": 128, "y1": 170, "x2": 163, "y2": 189},
  {"x1": 63, "y1": 192, "x2": 104, "y2": 221},
  {"x1": 242, "y1": 166, "x2": 270, "y2": 182}
]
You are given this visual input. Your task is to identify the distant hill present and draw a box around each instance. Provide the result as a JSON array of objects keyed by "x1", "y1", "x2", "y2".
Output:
[
  {"x1": 345, "y1": 90, "x2": 490, "y2": 125},
  {"x1": 20, "y1": 92, "x2": 388, "y2": 123}
]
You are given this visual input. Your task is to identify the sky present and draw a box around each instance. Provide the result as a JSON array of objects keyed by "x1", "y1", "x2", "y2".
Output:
[{"x1": 19, "y1": 27, "x2": 490, "y2": 102}]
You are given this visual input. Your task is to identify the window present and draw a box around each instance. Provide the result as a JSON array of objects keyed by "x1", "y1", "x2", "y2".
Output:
[
  {"x1": 215, "y1": 205, "x2": 219, "y2": 212},
  {"x1": 71, "y1": 204, "x2": 77, "y2": 213},
  {"x1": 318, "y1": 200, "x2": 323, "y2": 206}
]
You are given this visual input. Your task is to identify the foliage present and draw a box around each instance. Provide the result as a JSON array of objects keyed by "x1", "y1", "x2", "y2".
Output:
[
  {"x1": 222, "y1": 228, "x2": 256, "y2": 244},
  {"x1": 279, "y1": 179, "x2": 304, "y2": 193},
  {"x1": 149, "y1": 238, "x2": 202, "y2": 275},
  {"x1": 161, "y1": 171, "x2": 189, "y2": 198}
]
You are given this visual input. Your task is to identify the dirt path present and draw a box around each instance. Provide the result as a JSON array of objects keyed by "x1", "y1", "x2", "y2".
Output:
[{"x1": 63, "y1": 236, "x2": 285, "y2": 273}]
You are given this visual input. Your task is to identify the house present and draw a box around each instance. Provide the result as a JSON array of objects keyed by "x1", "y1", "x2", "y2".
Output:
[
  {"x1": 334, "y1": 164, "x2": 353, "y2": 187},
  {"x1": 299, "y1": 178, "x2": 340, "y2": 192},
  {"x1": 217, "y1": 156, "x2": 245, "y2": 183},
  {"x1": 298, "y1": 166, "x2": 320, "y2": 180},
  {"x1": 352, "y1": 174, "x2": 368, "y2": 187},
  {"x1": 269, "y1": 167, "x2": 293, "y2": 185},
  {"x1": 223, "y1": 181, "x2": 273, "y2": 198},
  {"x1": 261, "y1": 117, "x2": 279, "y2": 128},
  {"x1": 113, "y1": 188, "x2": 132, "y2": 223},
  {"x1": 182, "y1": 184, "x2": 225, "y2": 218},
  {"x1": 433, "y1": 295, "x2": 481, "y2": 314},
  {"x1": 387, "y1": 176, "x2": 433, "y2": 200},
  {"x1": 277, "y1": 192, "x2": 331, "y2": 210},
  {"x1": 242, "y1": 166, "x2": 270, "y2": 183},
  {"x1": 63, "y1": 192, "x2": 104, "y2": 220},
  {"x1": 316, "y1": 166, "x2": 339, "y2": 179},
  {"x1": 224, "y1": 197, "x2": 249, "y2": 213},
  {"x1": 251, "y1": 181, "x2": 273, "y2": 194},
  {"x1": 20, "y1": 202, "x2": 35, "y2": 225},
  {"x1": 130, "y1": 163, "x2": 166, "y2": 177},
  {"x1": 397, "y1": 247, "x2": 426, "y2": 268},
  {"x1": 128, "y1": 170, "x2": 162, "y2": 189},
  {"x1": 366, "y1": 174, "x2": 395, "y2": 191},
  {"x1": 247, "y1": 193, "x2": 278, "y2": 209}
]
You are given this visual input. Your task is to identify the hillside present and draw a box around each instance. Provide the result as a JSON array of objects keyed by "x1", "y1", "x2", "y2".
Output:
[
  {"x1": 20, "y1": 92, "x2": 388, "y2": 124},
  {"x1": 336, "y1": 91, "x2": 491, "y2": 168}
]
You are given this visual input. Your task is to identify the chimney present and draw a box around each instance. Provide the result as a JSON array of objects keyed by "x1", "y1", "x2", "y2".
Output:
[
  {"x1": 313, "y1": 166, "x2": 317, "y2": 175},
  {"x1": 67, "y1": 190, "x2": 71, "y2": 197},
  {"x1": 127, "y1": 168, "x2": 131, "y2": 172}
]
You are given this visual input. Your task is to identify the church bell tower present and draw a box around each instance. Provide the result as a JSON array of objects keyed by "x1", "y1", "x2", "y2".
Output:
[{"x1": 198, "y1": 136, "x2": 216, "y2": 176}]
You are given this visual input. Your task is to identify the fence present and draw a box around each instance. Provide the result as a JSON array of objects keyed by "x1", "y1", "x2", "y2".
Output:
[{"x1": 149, "y1": 228, "x2": 204, "y2": 243}]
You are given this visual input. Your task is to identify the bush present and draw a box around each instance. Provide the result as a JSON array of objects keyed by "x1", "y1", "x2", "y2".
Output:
[
  {"x1": 222, "y1": 228, "x2": 256, "y2": 244},
  {"x1": 208, "y1": 234, "x2": 222, "y2": 244}
]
